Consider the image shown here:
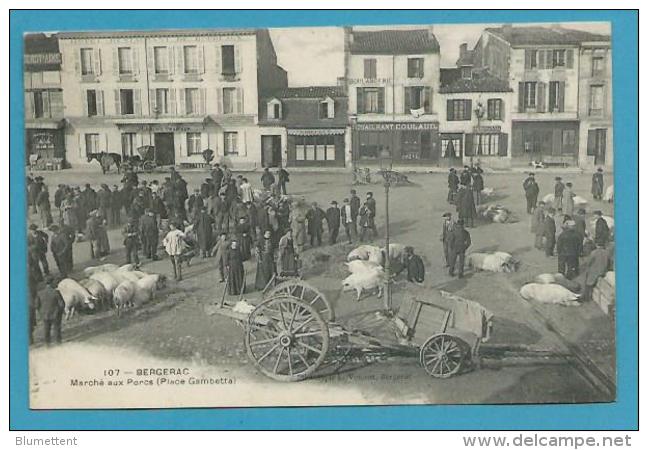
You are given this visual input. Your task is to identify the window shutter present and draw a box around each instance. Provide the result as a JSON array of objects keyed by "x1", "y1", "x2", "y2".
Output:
[
  {"x1": 216, "y1": 88, "x2": 222, "y2": 115},
  {"x1": 134, "y1": 89, "x2": 141, "y2": 115},
  {"x1": 545, "y1": 50, "x2": 552, "y2": 69},
  {"x1": 74, "y1": 49, "x2": 81, "y2": 75},
  {"x1": 464, "y1": 100, "x2": 472, "y2": 120},
  {"x1": 327, "y1": 100, "x2": 335, "y2": 119},
  {"x1": 25, "y1": 92, "x2": 34, "y2": 118},
  {"x1": 198, "y1": 45, "x2": 205, "y2": 74},
  {"x1": 603, "y1": 84, "x2": 610, "y2": 118},
  {"x1": 566, "y1": 49, "x2": 574, "y2": 69},
  {"x1": 200, "y1": 88, "x2": 207, "y2": 115},
  {"x1": 81, "y1": 90, "x2": 88, "y2": 117},
  {"x1": 98, "y1": 90, "x2": 105, "y2": 115},
  {"x1": 42, "y1": 91, "x2": 51, "y2": 118},
  {"x1": 404, "y1": 87, "x2": 411, "y2": 112},
  {"x1": 132, "y1": 48, "x2": 140, "y2": 74},
  {"x1": 168, "y1": 47, "x2": 175, "y2": 75},
  {"x1": 235, "y1": 45, "x2": 242, "y2": 74},
  {"x1": 558, "y1": 81, "x2": 566, "y2": 112},
  {"x1": 499, "y1": 98, "x2": 505, "y2": 120},
  {"x1": 356, "y1": 88, "x2": 364, "y2": 114},
  {"x1": 149, "y1": 89, "x2": 156, "y2": 114},
  {"x1": 518, "y1": 82, "x2": 525, "y2": 112},
  {"x1": 112, "y1": 47, "x2": 119, "y2": 75},
  {"x1": 464, "y1": 134, "x2": 473, "y2": 156},
  {"x1": 537, "y1": 82, "x2": 546, "y2": 112},
  {"x1": 524, "y1": 50, "x2": 532, "y2": 69},
  {"x1": 364, "y1": 59, "x2": 370, "y2": 78},
  {"x1": 538, "y1": 50, "x2": 546, "y2": 69},
  {"x1": 423, "y1": 87, "x2": 432, "y2": 113},
  {"x1": 239, "y1": 131, "x2": 247, "y2": 156},
  {"x1": 267, "y1": 102, "x2": 274, "y2": 119},
  {"x1": 176, "y1": 46, "x2": 184, "y2": 75},
  {"x1": 498, "y1": 133, "x2": 508, "y2": 156},
  {"x1": 236, "y1": 88, "x2": 244, "y2": 114},
  {"x1": 377, "y1": 88, "x2": 385, "y2": 113},
  {"x1": 113, "y1": 89, "x2": 121, "y2": 115},
  {"x1": 214, "y1": 45, "x2": 221, "y2": 75},
  {"x1": 147, "y1": 47, "x2": 154, "y2": 74},
  {"x1": 169, "y1": 88, "x2": 177, "y2": 115},
  {"x1": 178, "y1": 88, "x2": 186, "y2": 115},
  {"x1": 94, "y1": 49, "x2": 102, "y2": 75},
  {"x1": 447, "y1": 100, "x2": 454, "y2": 120},
  {"x1": 587, "y1": 130, "x2": 597, "y2": 156}
]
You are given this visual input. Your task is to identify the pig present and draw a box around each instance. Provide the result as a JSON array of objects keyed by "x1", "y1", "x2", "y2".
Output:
[
  {"x1": 342, "y1": 264, "x2": 386, "y2": 301},
  {"x1": 533, "y1": 273, "x2": 580, "y2": 292},
  {"x1": 542, "y1": 194, "x2": 588, "y2": 208},
  {"x1": 89, "y1": 271, "x2": 121, "y2": 294},
  {"x1": 467, "y1": 252, "x2": 518, "y2": 273},
  {"x1": 79, "y1": 278, "x2": 111, "y2": 309},
  {"x1": 604, "y1": 271, "x2": 615, "y2": 287},
  {"x1": 57, "y1": 278, "x2": 97, "y2": 320},
  {"x1": 345, "y1": 260, "x2": 383, "y2": 275},
  {"x1": 133, "y1": 274, "x2": 167, "y2": 306},
  {"x1": 118, "y1": 271, "x2": 142, "y2": 283},
  {"x1": 604, "y1": 185, "x2": 614, "y2": 203},
  {"x1": 83, "y1": 263, "x2": 120, "y2": 277},
  {"x1": 519, "y1": 283, "x2": 580, "y2": 306},
  {"x1": 113, "y1": 280, "x2": 137, "y2": 316},
  {"x1": 347, "y1": 245, "x2": 381, "y2": 262}
]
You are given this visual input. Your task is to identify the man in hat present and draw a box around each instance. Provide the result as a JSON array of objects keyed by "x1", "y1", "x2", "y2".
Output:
[
  {"x1": 130, "y1": 192, "x2": 146, "y2": 221},
  {"x1": 581, "y1": 242, "x2": 612, "y2": 302},
  {"x1": 306, "y1": 202, "x2": 326, "y2": 247},
  {"x1": 194, "y1": 206, "x2": 214, "y2": 258},
  {"x1": 163, "y1": 222, "x2": 186, "y2": 281},
  {"x1": 240, "y1": 177, "x2": 254, "y2": 204},
  {"x1": 150, "y1": 191, "x2": 168, "y2": 226},
  {"x1": 85, "y1": 210, "x2": 101, "y2": 259},
  {"x1": 593, "y1": 210, "x2": 611, "y2": 246},
  {"x1": 278, "y1": 167, "x2": 290, "y2": 195},
  {"x1": 523, "y1": 173, "x2": 540, "y2": 214},
  {"x1": 211, "y1": 163, "x2": 224, "y2": 189},
  {"x1": 122, "y1": 216, "x2": 141, "y2": 267},
  {"x1": 440, "y1": 212, "x2": 455, "y2": 267},
  {"x1": 139, "y1": 208, "x2": 159, "y2": 261},
  {"x1": 447, "y1": 168, "x2": 459, "y2": 204},
  {"x1": 591, "y1": 168, "x2": 605, "y2": 201},
  {"x1": 396, "y1": 246, "x2": 425, "y2": 284},
  {"x1": 35, "y1": 275, "x2": 65, "y2": 345},
  {"x1": 448, "y1": 219, "x2": 471, "y2": 278},
  {"x1": 49, "y1": 224, "x2": 73, "y2": 277},
  {"x1": 28, "y1": 176, "x2": 43, "y2": 214},
  {"x1": 326, "y1": 200, "x2": 341, "y2": 245},
  {"x1": 365, "y1": 192, "x2": 378, "y2": 238},
  {"x1": 563, "y1": 182, "x2": 576, "y2": 216},
  {"x1": 255, "y1": 230, "x2": 276, "y2": 291},
  {"x1": 531, "y1": 201, "x2": 546, "y2": 250},
  {"x1": 54, "y1": 184, "x2": 67, "y2": 221},
  {"x1": 201, "y1": 178, "x2": 214, "y2": 199},
  {"x1": 543, "y1": 208, "x2": 557, "y2": 257},
  {"x1": 110, "y1": 184, "x2": 122, "y2": 226},
  {"x1": 554, "y1": 177, "x2": 565, "y2": 210},
  {"x1": 28, "y1": 223, "x2": 49, "y2": 277},
  {"x1": 557, "y1": 220, "x2": 582, "y2": 279},
  {"x1": 460, "y1": 166, "x2": 472, "y2": 186},
  {"x1": 97, "y1": 184, "x2": 112, "y2": 224},
  {"x1": 80, "y1": 183, "x2": 97, "y2": 217},
  {"x1": 341, "y1": 198, "x2": 355, "y2": 244},
  {"x1": 187, "y1": 188, "x2": 204, "y2": 223},
  {"x1": 456, "y1": 183, "x2": 476, "y2": 228},
  {"x1": 138, "y1": 180, "x2": 152, "y2": 209},
  {"x1": 471, "y1": 168, "x2": 484, "y2": 206},
  {"x1": 349, "y1": 189, "x2": 361, "y2": 236},
  {"x1": 35, "y1": 186, "x2": 52, "y2": 228},
  {"x1": 261, "y1": 167, "x2": 275, "y2": 191},
  {"x1": 210, "y1": 232, "x2": 230, "y2": 282}
]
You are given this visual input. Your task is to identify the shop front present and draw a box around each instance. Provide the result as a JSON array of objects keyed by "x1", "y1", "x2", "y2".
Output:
[
  {"x1": 351, "y1": 122, "x2": 440, "y2": 166},
  {"x1": 286, "y1": 128, "x2": 346, "y2": 168},
  {"x1": 511, "y1": 121, "x2": 579, "y2": 167},
  {"x1": 25, "y1": 120, "x2": 66, "y2": 168}
]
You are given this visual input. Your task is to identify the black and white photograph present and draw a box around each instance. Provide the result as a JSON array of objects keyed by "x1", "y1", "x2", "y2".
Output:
[{"x1": 23, "y1": 21, "x2": 617, "y2": 409}]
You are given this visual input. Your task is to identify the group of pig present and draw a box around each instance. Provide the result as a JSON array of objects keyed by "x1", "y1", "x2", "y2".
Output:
[
  {"x1": 342, "y1": 243, "x2": 408, "y2": 301},
  {"x1": 57, "y1": 264, "x2": 167, "y2": 319}
]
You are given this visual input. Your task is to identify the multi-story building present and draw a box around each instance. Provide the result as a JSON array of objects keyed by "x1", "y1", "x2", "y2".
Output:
[
  {"x1": 24, "y1": 33, "x2": 66, "y2": 168},
  {"x1": 259, "y1": 86, "x2": 349, "y2": 168},
  {"x1": 438, "y1": 43, "x2": 513, "y2": 169},
  {"x1": 344, "y1": 27, "x2": 442, "y2": 167},
  {"x1": 57, "y1": 29, "x2": 286, "y2": 168},
  {"x1": 473, "y1": 24, "x2": 611, "y2": 168}
]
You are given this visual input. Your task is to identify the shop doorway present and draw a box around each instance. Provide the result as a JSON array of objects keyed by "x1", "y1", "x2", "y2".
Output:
[
  {"x1": 588, "y1": 128, "x2": 607, "y2": 166},
  {"x1": 154, "y1": 133, "x2": 175, "y2": 166},
  {"x1": 440, "y1": 134, "x2": 463, "y2": 167},
  {"x1": 261, "y1": 135, "x2": 282, "y2": 167}
]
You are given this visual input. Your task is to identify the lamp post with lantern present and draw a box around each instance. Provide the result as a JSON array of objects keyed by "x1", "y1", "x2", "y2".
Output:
[{"x1": 379, "y1": 147, "x2": 398, "y2": 313}]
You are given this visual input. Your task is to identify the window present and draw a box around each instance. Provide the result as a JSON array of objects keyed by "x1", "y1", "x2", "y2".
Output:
[
  {"x1": 185, "y1": 88, "x2": 199, "y2": 115},
  {"x1": 224, "y1": 132, "x2": 238, "y2": 155},
  {"x1": 487, "y1": 99, "x2": 503, "y2": 120},
  {"x1": 405, "y1": 86, "x2": 430, "y2": 112},
  {"x1": 223, "y1": 87, "x2": 236, "y2": 114},
  {"x1": 407, "y1": 58, "x2": 424, "y2": 78},
  {"x1": 118, "y1": 47, "x2": 132, "y2": 74},
  {"x1": 121, "y1": 133, "x2": 136, "y2": 157},
  {"x1": 294, "y1": 136, "x2": 336, "y2": 161},
  {"x1": 221, "y1": 45, "x2": 236, "y2": 75},
  {"x1": 364, "y1": 59, "x2": 377, "y2": 79},
  {"x1": 85, "y1": 133, "x2": 100, "y2": 154},
  {"x1": 447, "y1": 99, "x2": 472, "y2": 121},
  {"x1": 155, "y1": 88, "x2": 169, "y2": 114},
  {"x1": 120, "y1": 89, "x2": 134, "y2": 115},
  {"x1": 461, "y1": 67, "x2": 472, "y2": 80},
  {"x1": 183, "y1": 45, "x2": 198, "y2": 74},
  {"x1": 552, "y1": 49, "x2": 566, "y2": 68},
  {"x1": 548, "y1": 81, "x2": 564, "y2": 112},
  {"x1": 273, "y1": 103, "x2": 281, "y2": 119},
  {"x1": 562, "y1": 129, "x2": 576, "y2": 150},
  {"x1": 186, "y1": 132, "x2": 202, "y2": 155},
  {"x1": 80, "y1": 48, "x2": 94, "y2": 75},
  {"x1": 357, "y1": 87, "x2": 384, "y2": 114},
  {"x1": 473, "y1": 134, "x2": 500, "y2": 156},
  {"x1": 154, "y1": 46, "x2": 169, "y2": 74},
  {"x1": 33, "y1": 91, "x2": 44, "y2": 118},
  {"x1": 87, "y1": 90, "x2": 98, "y2": 116},
  {"x1": 589, "y1": 85, "x2": 604, "y2": 115},
  {"x1": 592, "y1": 56, "x2": 604, "y2": 76},
  {"x1": 525, "y1": 49, "x2": 538, "y2": 69},
  {"x1": 319, "y1": 99, "x2": 334, "y2": 119},
  {"x1": 358, "y1": 131, "x2": 391, "y2": 159},
  {"x1": 524, "y1": 82, "x2": 537, "y2": 108}
]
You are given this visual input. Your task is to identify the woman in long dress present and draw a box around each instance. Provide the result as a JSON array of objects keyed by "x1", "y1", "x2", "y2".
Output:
[
  {"x1": 235, "y1": 217, "x2": 253, "y2": 261},
  {"x1": 255, "y1": 230, "x2": 276, "y2": 291},
  {"x1": 226, "y1": 241, "x2": 245, "y2": 295},
  {"x1": 278, "y1": 229, "x2": 298, "y2": 276}
]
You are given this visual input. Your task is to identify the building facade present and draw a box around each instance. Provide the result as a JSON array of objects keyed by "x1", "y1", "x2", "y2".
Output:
[
  {"x1": 259, "y1": 86, "x2": 349, "y2": 168},
  {"x1": 473, "y1": 25, "x2": 612, "y2": 168},
  {"x1": 344, "y1": 28, "x2": 442, "y2": 167},
  {"x1": 438, "y1": 44, "x2": 513, "y2": 169},
  {"x1": 24, "y1": 33, "x2": 66, "y2": 168},
  {"x1": 57, "y1": 29, "x2": 286, "y2": 169}
]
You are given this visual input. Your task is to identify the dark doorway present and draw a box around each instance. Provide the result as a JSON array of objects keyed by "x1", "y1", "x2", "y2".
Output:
[
  {"x1": 154, "y1": 133, "x2": 175, "y2": 166},
  {"x1": 261, "y1": 135, "x2": 282, "y2": 167}
]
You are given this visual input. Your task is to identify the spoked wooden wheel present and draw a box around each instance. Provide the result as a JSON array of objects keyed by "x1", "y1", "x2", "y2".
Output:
[
  {"x1": 419, "y1": 334, "x2": 467, "y2": 378},
  {"x1": 264, "y1": 280, "x2": 334, "y2": 321},
  {"x1": 245, "y1": 296, "x2": 330, "y2": 382}
]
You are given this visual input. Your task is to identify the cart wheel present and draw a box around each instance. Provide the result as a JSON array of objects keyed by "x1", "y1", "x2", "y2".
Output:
[
  {"x1": 419, "y1": 334, "x2": 467, "y2": 378},
  {"x1": 264, "y1": 280, "x2": 334, "y2": 322},
  {"x1": 245, "y1": 295, "x2": 330, "y2": 382}
]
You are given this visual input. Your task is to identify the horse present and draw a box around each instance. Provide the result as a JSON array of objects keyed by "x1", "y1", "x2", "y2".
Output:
[{"x1": 87, "y1": 152, "x2": 122, "y2": 174}]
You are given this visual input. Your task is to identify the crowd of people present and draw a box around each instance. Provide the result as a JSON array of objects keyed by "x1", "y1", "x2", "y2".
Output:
[{"x1": 446, "y1": 165, "x2": 486, "y2": 228}]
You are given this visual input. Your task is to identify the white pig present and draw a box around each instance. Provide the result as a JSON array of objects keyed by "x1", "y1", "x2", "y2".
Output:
[
  {"x1": 83, "y1": 263, "x2": 120, "y2": 277},
  {"x1": 519, "y1": 283, "x2": 580, "y2": 306},
  {"x1": 133, "y1": 274, "x2": 167, "y2": 306},
  {"x1": 57, "y1": 278, "x2": 97, "y2": 320},
  {"x1": 89, "y1": 271, "x2": 121, "y2": 294},
  {"x1": 113, "y1": 280, "x2": 137, "y2": 315},
  {"x1": 604, "y1": 185, "x2": 614, "y2": 203},
  {"x1": 79, "y1": 278, "x2": 111, "y2": 309},
  {"x1": 347, "y1": 245, "x2": 381, "y2": 262},
  {"x1": 342, "y1": 266, "x2": 386, "y2": 301}
]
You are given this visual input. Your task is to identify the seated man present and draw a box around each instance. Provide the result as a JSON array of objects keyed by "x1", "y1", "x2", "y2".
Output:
[{"x1": 396, "y1": 246, "x2": 425, "y2": 284}]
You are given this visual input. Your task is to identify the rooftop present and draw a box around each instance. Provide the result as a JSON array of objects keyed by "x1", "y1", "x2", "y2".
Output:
[
  {"x1": 24, "y1": 33, "x2": 61, "y2": 71},
  {"x1": 486, "y1": 25, "x2": 610, "y2": 46},
  {"x1": 456, "y1": 49, "x2": 475, "y2": 67},
  {"x1": 439, "y1": 68, "x2": 512, "y2": 93},
  {"x1": 349, "y1": 29, "x2": 440, "y2": 54},
  {"x1": 56, "y1": 28, "x2": 257, "y2": 39}
]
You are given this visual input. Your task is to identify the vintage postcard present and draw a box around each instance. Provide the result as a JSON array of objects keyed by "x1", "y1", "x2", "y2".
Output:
[{"x1": 24, "y1": 21, "x2": 616, "y2": 409}]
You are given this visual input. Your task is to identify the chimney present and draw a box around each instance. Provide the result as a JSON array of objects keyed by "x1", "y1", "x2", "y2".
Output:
[
  {"x1": 459, "y1": 43, "x2": 468, "y2": 58},
  {"x1": 427, "y1": 25, "x2": 435, "y2": 40}
]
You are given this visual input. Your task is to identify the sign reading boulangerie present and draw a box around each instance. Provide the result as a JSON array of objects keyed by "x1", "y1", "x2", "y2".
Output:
[{"x1": 25, "y1": 19, "x2": 617, "y2": 411}]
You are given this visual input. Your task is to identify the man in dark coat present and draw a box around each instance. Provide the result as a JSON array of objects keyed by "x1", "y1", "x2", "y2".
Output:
[
  {"x1": 543, "y1": 208, "x2": 557, "y2": 257},
  {"x1": 122, "y1": 216, "x2": 141, "y2": 266},
  {"x1": 130, "y1": 193, "x2": 146, "y2": 221},
  {"x1": 85, "y1": 212, "x2": 101, "y2": 260},
  {"x1": 350, "y1": 189, "x2": 361, "y2": 236},
  {"x1": 397, "y1": 246, "x2": 425, "y2": 283},
  {"x1": 194, "y1": 207, "x2": 214, "y2": 258},
  {"x1": 326, "y1": 200, "x2": 341, "y2": 245},
  {"x1": 226, "y1": 241, "x2": 246, "y2": 295},
  {"x1": 456, "y1": 184, "x2": 476, "y2": 228},
  {"x1": 278, "y1": 168, "x2": 290, "y2": 195},
  {"x1": 110, "y1": 185, "x2": 122, "y2": 226},
  {"x1": 187, "y1": 189, "x2": 204, "y2": 222},
  {"x1": 28, "y1": 224, "x2": 49, "y2": 277},
  {"x1": 447, "y1": 168, "x2": 460, "y2": 204},
  {"x1": 201, "y1": 178, "x2": 214, "y2": 199},
  {"x1": 460, "y1": 166, "x2": 472, "y2": 186},
  {"x1": 35, "y1": 187, "x2": 53, "y2": 228},
  {"x1": 306, "y1": 202, "x2": 326, "y2": 247},
  {"x1": 591, "y1": 168, "x2": 604, "y2": 200},
  {"x1": 554, "y1": 177, "x2": 565, "y2": 209},
  {"x1": 255, "y1": 230, "x2": 276, "y2": 290},
  {"x1": 471, "y1": 170, "x2": 484, "y2": 206},
  {"x1": 557, "y1": 221, "x2": 582, "y2": 279},
  {"x1": 448, "y1": 219, "x2": 471, "y2": 278},
  {"x1": 574, "y1": 208, "x2": 588, "y2": 246},
  {"x1": 581, "y1": 243, "x2": 612, "y2": 302},
  {"x1": 440, "y1": 212, "x2": 455, "y2": 267},
  {"x1": 49, "y1": 224, "x2": 74, "y2": 277},
  {"x1": 211, "y1": 164, "x2": 224, "y2": 189},
  {"x1": 54, "y1": 184, "x2": 66, "y2": 220},
  {"x1": 139, "y1": 209, "x2": 159, "y2": 260},
  {"x1": 28, "y1": 176, "x2": 43, "y2": 213},
  {"x1": 150, "y1": 191, "x2": 168, "y2": 225},
  {"x1": 341, "y1": 198, "x2": 355, "y2": 244},
  {"x1": 97, "y1": 184, "x2": 112, "y2": 224},
  {"x1": 593, "y1": 210, "x2": 610, "y2": 246},
  {"x1": 80, "y1": 183, "x2": 97, "y2": 216},
  {"x1": 523, "y1": 173, "x2": 540, "y2": 214},
  {"x1": 365, "y1": 192, "x2": 378, "y2": 238},
  {"x1": 261, "y1": 167, "x2": 275, "y2": 191},
  {"x1": 35, "y1": 276, "x2": 65, "y2": 345}
]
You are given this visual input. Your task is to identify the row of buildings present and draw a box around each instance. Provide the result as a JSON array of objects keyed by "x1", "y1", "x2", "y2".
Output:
[{"x1": 23, "y1": 24, "x2": 613, "y2": 171}]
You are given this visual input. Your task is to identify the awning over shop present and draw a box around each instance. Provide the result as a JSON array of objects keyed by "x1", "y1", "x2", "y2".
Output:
[
  {"x1": 287, "y1": 128, "x2": 346, "y2": 136},
  {"x1": 25, "y1": 118, "x2": 66, "y2": 130}
]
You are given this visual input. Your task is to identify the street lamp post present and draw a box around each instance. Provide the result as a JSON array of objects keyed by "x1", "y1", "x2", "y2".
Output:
[{"x1": 379, "y1": 148, "x2": 394, "y2": 313}]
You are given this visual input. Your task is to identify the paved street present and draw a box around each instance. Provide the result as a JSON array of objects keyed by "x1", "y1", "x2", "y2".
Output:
[{"x1": 27, "y1": 167, "x2": 615, "y2": 406}]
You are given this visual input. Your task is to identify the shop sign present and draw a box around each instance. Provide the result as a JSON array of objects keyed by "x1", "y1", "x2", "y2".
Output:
[
  {"x1": 353, "y1": 122, "x2": 439, "y2": 131},
  {"x1": 32, "y1": 131, "x2": 56, "y2": 150},
  {"x1": 121, "y1": 123, "x2": 205, "y2": 133},
  {"x1": 473, "y1": 125, "x2": 502, "y2": 133},
  {"x1": 347, "y1": 78, "x2": 392, "y2": 85},
  {"x1": 24, "y1": 53, "x2": 61, "y2": 65}
]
